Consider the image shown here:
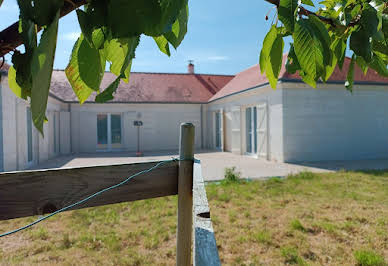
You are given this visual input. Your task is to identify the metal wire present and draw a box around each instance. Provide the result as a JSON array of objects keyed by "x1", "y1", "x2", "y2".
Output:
[{"x1": 0, "y1": 158, "x2": 179, "y2": 238}]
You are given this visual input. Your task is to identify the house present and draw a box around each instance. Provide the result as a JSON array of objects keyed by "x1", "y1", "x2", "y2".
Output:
[
  {"x1": 0, "y1": 62, "x2": 233, "y2": 171},
  {"x1": 206, "y1": 57, "x2": 388, "y2": 162},
  {"x1": 0, "y1": 58, "x2": 388, "y2": 172}
]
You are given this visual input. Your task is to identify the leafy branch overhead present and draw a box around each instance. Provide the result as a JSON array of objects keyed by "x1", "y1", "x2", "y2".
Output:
[
  {"x1": 3, "y1": 0, "x2": 189, "y2": 134},
  {"x1": 261, "y1": 0, "x2": 388, "y2": 90}
]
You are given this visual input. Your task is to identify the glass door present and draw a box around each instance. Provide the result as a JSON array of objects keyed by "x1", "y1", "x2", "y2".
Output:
[
  {"x1": 110, "y1": 114, "x2": 122, "y2": 149},
  {"x1": 245, "y1": 107, "x2": 257, "y2": 154},
  {"x1": 215, "y1": 112, "x2": 222, "y2": 149},
  {"x1": 97, "y1": 114, "x2": 122, "y2": 151}
]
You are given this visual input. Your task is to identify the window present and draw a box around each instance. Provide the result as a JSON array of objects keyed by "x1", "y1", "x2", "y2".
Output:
[
  {"x1": 26, "y1": 107, "x2": 33, "y2": 162},
  {"x1": 97, "y1": 114, "x2": 121, "y2": 150},
  {"x1": 245, "y1": 106, "x2": 257, "y2": 154}
]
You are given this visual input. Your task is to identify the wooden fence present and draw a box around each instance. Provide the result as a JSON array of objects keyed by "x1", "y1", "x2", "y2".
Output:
[{"x1": 0, "y1": 123, "x2": 220, "y2": 265}]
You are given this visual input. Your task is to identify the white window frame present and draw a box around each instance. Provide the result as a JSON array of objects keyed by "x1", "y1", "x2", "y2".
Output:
[{"x1": 244, "y1": 106, "x2": 257, "y2": 157}]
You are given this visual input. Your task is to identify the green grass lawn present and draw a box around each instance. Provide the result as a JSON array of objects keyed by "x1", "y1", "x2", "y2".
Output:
[{"x1": 0, "y1": 170, "x2": 387, "y2": 265}]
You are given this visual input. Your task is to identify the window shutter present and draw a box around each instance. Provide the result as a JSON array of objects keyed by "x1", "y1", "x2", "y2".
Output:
[
  {"x1": 257, "y1": 103, "x2": 268, "y2": 158},
  {"x1": 231, "y1": 107, "x2": 241, "y2": 154}
]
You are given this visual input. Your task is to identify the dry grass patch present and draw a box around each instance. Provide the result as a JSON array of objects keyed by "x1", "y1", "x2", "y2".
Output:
[
  {"x1": 0, "y1": 170, "x2": 387, "y2": 265},
  {"x1": 207, "y1": 170, "x2": 388, "y2": 265},
  {"x1": 0, "y1": 196, "x2": 178, "y2": 265}
]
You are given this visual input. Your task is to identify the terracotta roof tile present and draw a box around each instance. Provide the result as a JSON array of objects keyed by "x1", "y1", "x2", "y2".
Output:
[
  {"x1": 209, "y1": 55, "x2": 388, "y2": 101},
  {"x1": 50, "y1": 71, "x2": 234, "y2": 103}
]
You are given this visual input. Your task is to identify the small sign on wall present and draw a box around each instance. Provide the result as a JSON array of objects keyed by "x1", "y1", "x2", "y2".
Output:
[{"x1": 133, "y1": 120, "x2": 143, "y2": 126}]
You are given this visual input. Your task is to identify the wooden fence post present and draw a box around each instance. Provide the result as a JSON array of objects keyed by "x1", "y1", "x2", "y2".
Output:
[{"x1": 177, "y1": 123, "x2": 195, "y2": 266}]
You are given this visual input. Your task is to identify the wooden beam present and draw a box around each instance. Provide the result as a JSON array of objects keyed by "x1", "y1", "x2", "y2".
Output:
[
  {"x1": 0, "y1": 160, "x2": 178, "y2": 221},
  {"x1": 193, "y1": 160, "x2": 221, "y2": 266},
  {"x1": 0, "y1": 0, "x2": 87, "y2": 57}
]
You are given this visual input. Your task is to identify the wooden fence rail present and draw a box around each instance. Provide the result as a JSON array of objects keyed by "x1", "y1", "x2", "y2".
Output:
[
  {"x1": 0, "y1": 123, "x2": 221, "y2": 265},
  {"x1": 0, "y1": 160, "x2": 179, "y2": 220}
]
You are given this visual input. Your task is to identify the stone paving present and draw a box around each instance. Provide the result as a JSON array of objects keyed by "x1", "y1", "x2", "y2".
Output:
[{"x1": 29, "y1": 150, "x2": 388, "y2": 181}]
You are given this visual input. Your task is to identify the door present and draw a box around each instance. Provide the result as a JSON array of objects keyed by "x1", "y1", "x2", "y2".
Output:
[
  {"x1": 231, "y1": 107, "x2": 241, "y2": 154},
  {"x1": 215, "y1": 111, "x2": 222, "y2": 149},
  {"x1": 97, "y1": 114, "x2": 122, "y2": 151},
  {"x1": 26, "y1": 107, "x2": 33, "y2": 163},
  {"x1": 257, "y1": 103, "x2": 268, "y2": 158},
  {"x1": 245, "y1": 106, "x2": 257, "y2": 155}
]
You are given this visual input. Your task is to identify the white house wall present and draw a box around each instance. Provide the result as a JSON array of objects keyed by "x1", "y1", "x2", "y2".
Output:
[
  {"x1": 70, "y1": 103, "x2": 202, "y2": 153},
  {"x1": 0, "y1": 74, "x2": 69, "y2": 171},
  {"x1": 206, "y1": 84, "x2": 284, "y2": 161},
  {"x1": 282, "y1": 82, "x2": 388, "y2": 162}
]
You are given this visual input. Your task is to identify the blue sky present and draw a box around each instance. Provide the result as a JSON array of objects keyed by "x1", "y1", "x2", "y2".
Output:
[{"x1": 0, "y1": 0, "x2": 284, "y2": 75}]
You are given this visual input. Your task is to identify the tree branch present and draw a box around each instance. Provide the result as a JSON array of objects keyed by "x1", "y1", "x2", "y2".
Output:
[
  {"x1": 264, "y1": 0, "x2": 279, "y2": 7},
  {"x1": 298, "y1": 6, "x2": 336, "y2": 27},
  {"x1": 0, "y1": 0, "x2": 87, "y2": 57}
]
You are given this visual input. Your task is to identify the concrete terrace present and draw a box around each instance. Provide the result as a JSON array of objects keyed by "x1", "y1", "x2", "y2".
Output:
[{"x1": 28, "y1": 150, "x2": 388, "y2": 181}]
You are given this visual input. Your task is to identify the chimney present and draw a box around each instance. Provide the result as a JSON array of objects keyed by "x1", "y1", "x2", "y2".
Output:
[{"x1": 188, "y1": 60, "x2": 194, "y2": 74}]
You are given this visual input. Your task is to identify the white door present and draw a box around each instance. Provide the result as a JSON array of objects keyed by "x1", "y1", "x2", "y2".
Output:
[
  {"x1": 97, "y1": 113, "x2": 122, "y2": 151},
  {"x1": 215, "y1": 111, "x2": 223, "y2": 150},
  {"x1": 257, "y1": 103, "x2": 268, "y2": 158}
]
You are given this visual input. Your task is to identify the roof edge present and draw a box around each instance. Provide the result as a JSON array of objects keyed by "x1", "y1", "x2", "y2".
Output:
[
  {"x1": 208, "y1": 78, "x2": 388, "y2": 103},
  {"x1": 52, "y1": 69, "x2": 234, "y2": 77}
]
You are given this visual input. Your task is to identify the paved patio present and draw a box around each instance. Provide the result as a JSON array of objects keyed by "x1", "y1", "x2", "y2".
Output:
[{"x1": 29, "y1": 150, "x2": 388, "y2": 181}]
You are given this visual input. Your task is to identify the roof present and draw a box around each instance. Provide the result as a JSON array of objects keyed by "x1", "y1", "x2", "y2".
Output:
[
  {"x1": 50, "y1": 71, "x2": 234, "y2": 103},
  {"x1": 209, "y1": 55, "x2": 388, "y2": 102}
]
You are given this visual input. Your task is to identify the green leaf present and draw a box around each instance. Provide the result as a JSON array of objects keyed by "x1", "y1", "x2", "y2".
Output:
[
  {"x1": 345, "y1": 54, "x2": 355, "y2": 91},
  {"x1": 151, "y1": 0, "x2": 188, "y2": 36},
  {"x1": 76, "y1": 9, "x2": 94, "y2": 46},
  {"x1": 0, "y1": 0, "x2": 3, "y2": 8},
  {"x1": 104, "y1": 37, "x2": 139, "y2": 82},
  {"x1": 30, "y1": 11, "x2": 59, "y2": 135},
  {"x1": 8, "y1": 66, "x2": 28, "y2": 100},
  {"x1": 382, "y1": 14, "x2": 388, "y2": 41},
  {"x1": 293, "y1": 19, "x2": 324, "y2": 85},
  {"x1": 107, "y1": 0, "x2": 162, "y2": 38},
  {"x1": 301, "y1": 0, "x2": 314, "y2": 7},
  {"x1": 10, "y1": 51, "x2": 32, "y2": 99},
  {"x1": 19, "y1": 18, "x2": 37, "y2": 54},
  {"x1": 360, "y1": 3, "x2": 378, "y2": 37},
  {"x1": 331, "y1": 37, "x2": 346, "y2": 69},
  {"x1": 164, "y1": 4, "x2": 188, "y2": 49},
  {"x1": 96, "y1": 37, "x2": 138, "y2": 102},
  {"x1": 278, "y1": 0, "x2": 298, "y2": 32},
  {"x1": 300, "y1": 71, "x2": 317, "y2": 88},
  {"x1": 308, "y1": 15, "x2": 331, "y2": 66},
  {"x1": 95, "y1": 76, "x2": 122, "y2": 103},
  {"x1": 350, "y1": 4, "x2": 361, "y2": 19},
  {"x1": 286, "y1": 43, "x2": 301, "y2": 74},
  {"x1": 350, "y1": 28, "x2": 372, "y2": 62},
  {"x1": 266, "y1": 35, "x2": 284, "y2": 88},
  {"x1": 260, "y1": 25, "x2": 278, "y2": 74},
  {"x1": 17, "y1": 0, "x2": 64, "y2": 26},
  {"x1": 153, "y1": 35, "x2": 171, "y2": 56},
  {"x1": 65, "y1": 34, "x2": 105, "y2": 104},
  {"x1": 324, "y1": 50, "x2": 337, "y2": 81},
  {"x1": 355, "y1": 56, "x2": 368, "y2": 76},
  {"x1": 369, "y1": 54, "x2": 388, "y2": 77}
]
